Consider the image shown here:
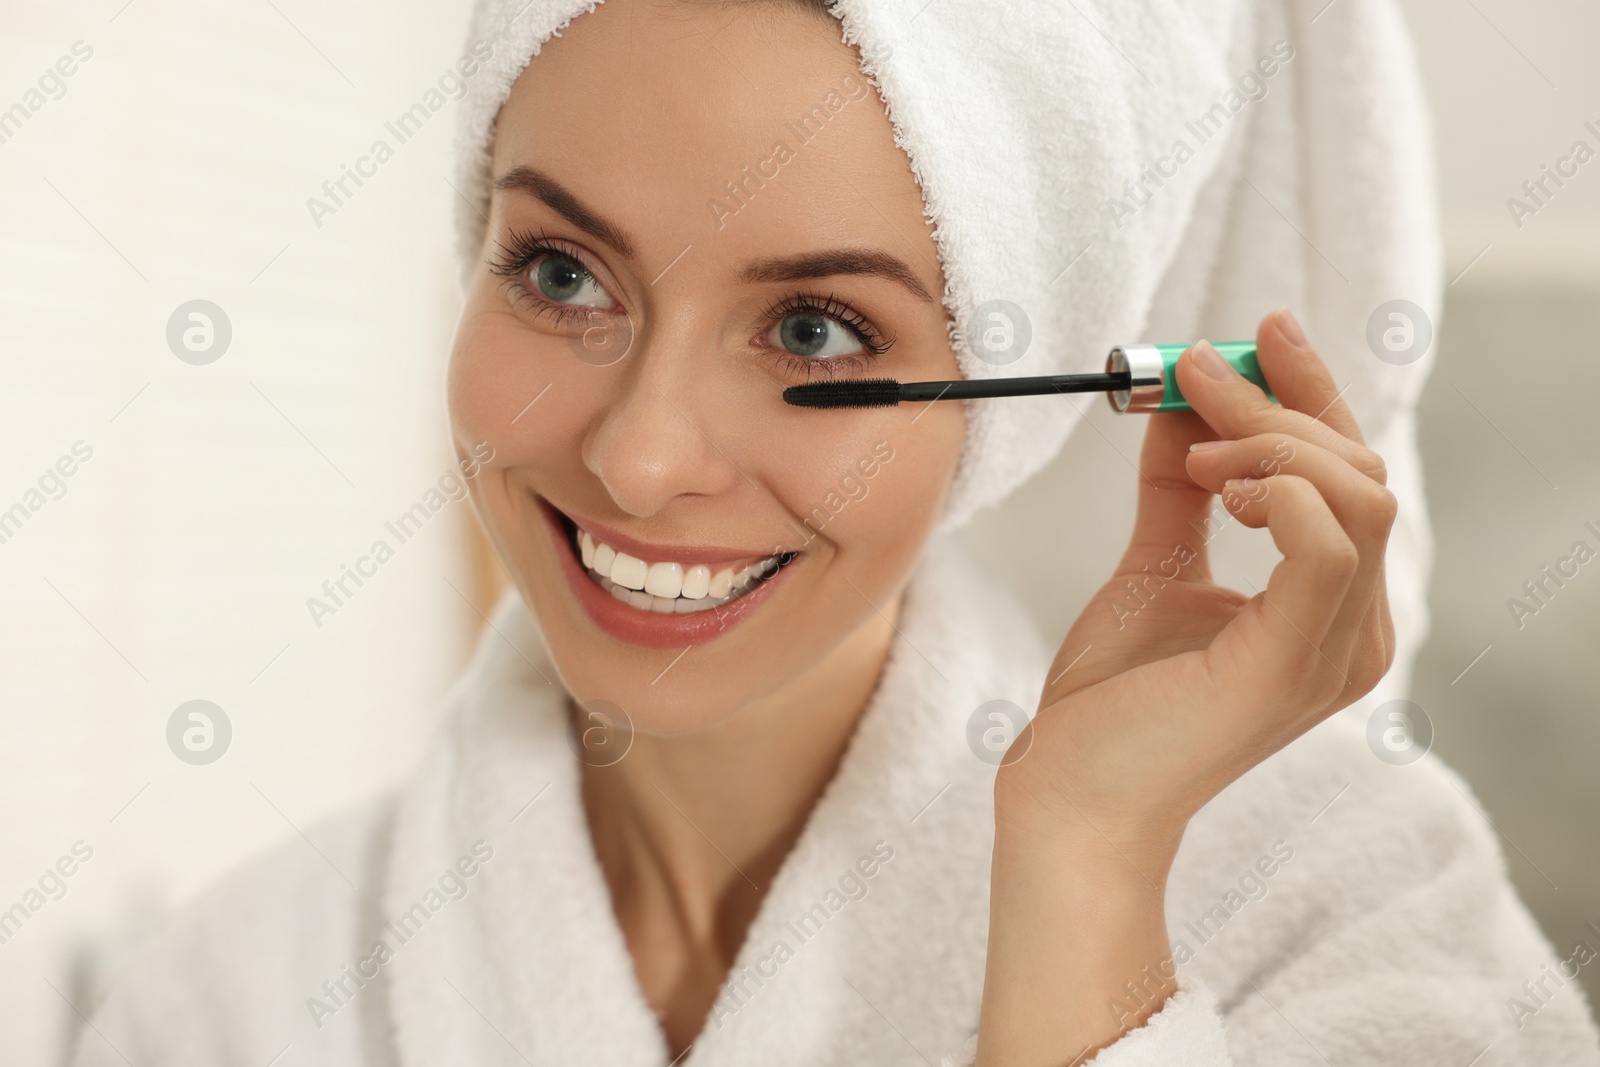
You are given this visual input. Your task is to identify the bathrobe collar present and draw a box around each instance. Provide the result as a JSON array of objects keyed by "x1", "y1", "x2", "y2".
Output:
[{"x1": 381, "y1": 532, "x2": 1048, "y2": 1066}]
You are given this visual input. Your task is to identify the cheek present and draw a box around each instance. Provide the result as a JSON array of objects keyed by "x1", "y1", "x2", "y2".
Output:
[
  {"x1": 771, "y1": 402, "x2": 964, "y2": 559},
  {"x1": 449, "y1": 306, "x2": 539, "y2": 452},
  {"x1": 448, "y1": 304, "x2": 596, "y2": 469}
]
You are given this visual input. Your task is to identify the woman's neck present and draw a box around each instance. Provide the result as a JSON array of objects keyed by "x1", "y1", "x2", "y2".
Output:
[{"x1": 577, "y1": 603, "x2": 898, "y2": 1040}]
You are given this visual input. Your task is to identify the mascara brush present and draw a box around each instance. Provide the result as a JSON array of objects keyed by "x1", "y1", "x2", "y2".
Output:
[{"x1": 783, "y1": 341, "x2": 1278, "y2": 414}]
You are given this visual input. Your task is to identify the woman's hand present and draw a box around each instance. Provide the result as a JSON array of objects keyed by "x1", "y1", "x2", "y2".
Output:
[
  {"x1": 1008, "y1": 304, "x2": 1396, "y2": 841},
  {"x1": 975, "y1": 306, "x2": 1398, "y2": 1066}
]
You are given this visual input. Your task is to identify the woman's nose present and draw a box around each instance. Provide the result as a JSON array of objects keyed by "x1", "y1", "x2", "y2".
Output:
[{"x1": 580, "y1": 340, "x2": 744, "y2": 518}]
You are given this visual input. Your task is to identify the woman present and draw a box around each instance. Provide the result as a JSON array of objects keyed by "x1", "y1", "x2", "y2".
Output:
[{"x1": 76, "y1": 0, "x2": 1600, "y2": 1064}]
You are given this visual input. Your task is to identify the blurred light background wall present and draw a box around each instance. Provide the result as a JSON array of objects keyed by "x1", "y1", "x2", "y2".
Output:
[
  {"x1": 0, "y1": 3, "x2": 482, "y2": 1062},
  {"x1": 1, "y1": 1, "x2": 1596, "y2": 1063}
]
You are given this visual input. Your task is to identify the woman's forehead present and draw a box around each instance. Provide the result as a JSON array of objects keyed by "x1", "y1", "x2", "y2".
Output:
[{"x1": 488, "y1": 0, "x2": 933, "y2": 264}]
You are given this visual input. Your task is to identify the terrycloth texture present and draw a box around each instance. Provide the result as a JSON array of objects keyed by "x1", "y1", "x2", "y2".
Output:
[
  {"x1": 939, "y1": 974, "x2": 1236, "y2": 1067},
  {"x1": 452, "y1": 0, "x2": 1442, "y2": 537},
  {"x1": 74, "y1": 535, "x2": 1600, "y2": 1066}
]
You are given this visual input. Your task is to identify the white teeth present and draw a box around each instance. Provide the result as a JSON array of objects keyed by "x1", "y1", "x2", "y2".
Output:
[
  {"x1": 572, "y1": 523, "x2": 790, "y2": 613},
  {"x1": 597, "y1": 572, "x2": 743, "y2": 613},
  {"x1": 610, "y1": 551, "x2": 648, "y2": 591},
  {"x1": 682, "y1": 564, "x2": 711, "y2": 600},
  {"x1": 644, "y1": 561, "x2": 683, "y2": 599}
]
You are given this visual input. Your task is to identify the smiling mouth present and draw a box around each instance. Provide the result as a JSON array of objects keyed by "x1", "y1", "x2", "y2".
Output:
[{"x1": 552, "y1": 509, "x2": 799, "y2": 615}]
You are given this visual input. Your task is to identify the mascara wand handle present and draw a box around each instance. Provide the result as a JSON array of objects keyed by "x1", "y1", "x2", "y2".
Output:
[
  {"x1": 1105, "y1": 342, "x2": 1277, "y2": 414},
  {"x1": 897, "y1": 373, "x2": 1129, "y2": 401}
]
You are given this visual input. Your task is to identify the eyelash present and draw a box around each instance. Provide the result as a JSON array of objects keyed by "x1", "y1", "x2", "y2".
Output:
[
  {"x1": 488, "y1": 228, "x2": 608, "y2": 328},
  {"x1": 756, "y1": 291, "x2": 894, "y2": 379},
  {"x1": 486, "y1": 230, "x2": 895, "y2": 379}
]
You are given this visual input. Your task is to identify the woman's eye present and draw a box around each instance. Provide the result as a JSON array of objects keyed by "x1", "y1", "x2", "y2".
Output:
[
  {"x1": 769, "y1": 311, "x2": 864, "y2": 359},
  {"x1": 529, "y1": 254, "x2": 610, "y2": 308}
]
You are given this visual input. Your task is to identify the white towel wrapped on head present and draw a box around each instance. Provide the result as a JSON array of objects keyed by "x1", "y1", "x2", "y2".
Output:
[{"x1": 451, "y1": 0, "x2": 1441, "y2": 534}]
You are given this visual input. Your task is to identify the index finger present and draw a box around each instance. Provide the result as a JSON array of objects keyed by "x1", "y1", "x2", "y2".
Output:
[
  {"x1": 1255, "y1": 306, "x2": 1367, "y2": 447},
  {"x1": 1174, "y1": 313, "x2": 1388, "y2": 487}
]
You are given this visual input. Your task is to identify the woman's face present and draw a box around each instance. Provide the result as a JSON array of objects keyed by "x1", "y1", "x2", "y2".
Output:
[{"x1": 448, "y1": 0, "x2": 965, "y2": 731}]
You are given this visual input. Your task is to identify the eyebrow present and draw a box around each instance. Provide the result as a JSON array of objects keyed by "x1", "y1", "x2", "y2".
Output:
[
  {"x1": 739, "y1": 249, "x2": 935, "y2": 303},
  {"x1": 495, "y1": 165, "x2": 637, "y2": 258},
  {"x1": 492, "y1": 165, "x2": 936, "y2": 303}
]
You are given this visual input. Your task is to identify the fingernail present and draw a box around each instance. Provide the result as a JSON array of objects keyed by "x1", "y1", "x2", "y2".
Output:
[
  {"x1": 1276, "y1": 305, "x2": 1308, "y2": 347},
  {"x1": 1189, "y1": 439, "x2": 1232, "y2": 452},
  {"x1": 1193, "y1": 340, "x2": 1236, "y2": 381}
]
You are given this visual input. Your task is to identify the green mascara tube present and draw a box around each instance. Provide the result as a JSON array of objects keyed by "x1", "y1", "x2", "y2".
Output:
[{"x1": 1106, "y1": 342, "x2": 1278, "y2": 414}]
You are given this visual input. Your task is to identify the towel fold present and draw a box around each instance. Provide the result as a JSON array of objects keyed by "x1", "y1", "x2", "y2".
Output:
[{"x1": 71, "y1": 532, "x2": 1600, "y2": 1065}]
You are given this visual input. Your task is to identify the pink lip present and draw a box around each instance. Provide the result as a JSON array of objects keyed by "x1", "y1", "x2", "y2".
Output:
[{"x1": 536, "y1": 495, "x2": 800, "y2": 650}]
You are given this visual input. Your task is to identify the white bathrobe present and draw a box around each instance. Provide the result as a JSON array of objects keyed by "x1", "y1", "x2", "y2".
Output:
[{"x1": 73, "y1": 533, "x2": 1600, "y2": 1066}]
